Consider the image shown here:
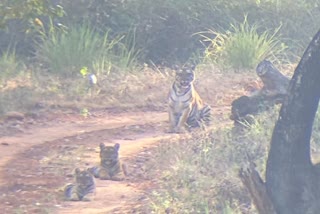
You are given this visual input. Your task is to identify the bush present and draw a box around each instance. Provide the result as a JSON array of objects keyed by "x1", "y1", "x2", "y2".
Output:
[
  {"x1": 0, "y1": 0, "x2": 64, "y2": 56},
  {"x1": 54, "y1": 0, "x2": 320, "y2": 65},
  {"x1": 1, "y1": 0, "x2": 320, "y2": 66}
]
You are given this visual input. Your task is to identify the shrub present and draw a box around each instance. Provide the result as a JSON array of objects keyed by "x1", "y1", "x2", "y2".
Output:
[
  {"x1": 199, "y1": 16, "x2": 287, "y2": 70},
  {"x1": 2, "y1": 0, "x2": 319, "y2": 65}
]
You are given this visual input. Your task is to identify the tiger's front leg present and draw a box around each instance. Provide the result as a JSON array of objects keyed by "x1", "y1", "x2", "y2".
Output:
[
  {"x1": 98, "y1": 168, "x2": 112, "y2": 180},
  {"x1": 175, "y1": 107, "x2": 191, "y2": 133},
  {"x1": 168, "y1": 107, "x2": 178, "y2": 133}
]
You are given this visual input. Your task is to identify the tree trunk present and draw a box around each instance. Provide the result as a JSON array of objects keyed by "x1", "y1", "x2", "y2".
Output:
[{"x1": 266, "y1": 29, "x2": 320, "y2": 214}]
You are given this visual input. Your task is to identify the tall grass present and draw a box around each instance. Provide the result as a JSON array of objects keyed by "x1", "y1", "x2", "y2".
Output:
[
  {"x1": 199, "y1": 16, "x2": 287, "y2": 70},
  {"x1": 35, "y1": 22, "x2": 141, "y2": 77},
  {"x1": 0, "y1": 49, "x2": 21, "y2": 84},
  {"x1": 113, "y1": 28, "x2": 142, "y2": 71}
]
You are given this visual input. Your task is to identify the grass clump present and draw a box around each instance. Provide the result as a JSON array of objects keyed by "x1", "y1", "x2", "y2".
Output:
[
  {"x1": 35, "y1": 23, "x2": 141, "y2": 77},
  {"x1": 0, "y1": 49, "x2": 22, "y2": 85},
  {"x1": 200, "y1": 16, "x2": 287, "y2": 70},
  {"x1": 0, "y1": 49, "x2": 37, "y2": 115}
]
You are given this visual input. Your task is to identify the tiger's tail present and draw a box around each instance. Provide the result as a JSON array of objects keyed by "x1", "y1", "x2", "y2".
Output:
[
  {"x1": 200, "y1": 105, "x2": 211, "y2": 126},
  {"x1": 186, "y1": 105, "x2": 211, "y2": 128},
  {"x1": 64, "y1": 183, "x2": 77, "y2": 200}
]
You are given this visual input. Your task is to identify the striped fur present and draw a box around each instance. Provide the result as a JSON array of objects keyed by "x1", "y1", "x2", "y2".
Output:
[
  {"x1": 88, "y1": 143, "x2": 126, "y2": 181},
  {"x1": 168, "y1": 65, "x2": 211, "y2": 133},
  {"x1": 64, "y1": 168, "x2": 96, "y2": 201}
]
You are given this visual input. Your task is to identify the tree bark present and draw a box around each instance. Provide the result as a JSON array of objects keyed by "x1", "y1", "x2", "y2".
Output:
[
  {"x1": 239, "y1": 162, "x2": 276, "y2": 214},
  {"x1": 266, "y1": 29, "x2": 320, "y2": 214},
  {"x1": 230, "y1": 60, "x2": 289, "y2": 124}
]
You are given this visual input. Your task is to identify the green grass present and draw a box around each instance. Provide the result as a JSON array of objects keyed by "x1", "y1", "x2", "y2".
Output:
[
  {"x1": 140, "y1": 108, "x2": 282, "y2": 213},
  {"x1": 0, "y1": 49, "x2": 22, "y2": 84},
  {"x1": 140, "y1": 103, "x2": 320, "y2": 213},
  {"x1": 199, "y1": 16, "x2": 287, "y2": 70},
  {"x1": 35, "y1": 22, "x2": 141, "y2": 77},
  {"x1": 0, "y1": 51, "x2": 37, "y2": 114}
]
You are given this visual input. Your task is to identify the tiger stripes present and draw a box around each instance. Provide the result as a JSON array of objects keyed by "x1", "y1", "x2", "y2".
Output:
[
  {"x1": 168, "y1": 64, "x2": 211, "y2": 133},
  {"x1": 88, "y1": 143, "x2": 127, "y2": 181},
  {"x1": 64, "y1": 168, "x2": 96, "y2": 201}
]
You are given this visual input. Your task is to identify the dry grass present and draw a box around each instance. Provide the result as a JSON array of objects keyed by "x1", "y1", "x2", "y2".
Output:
[
  {"x1": 0, "y1": 60, "x2": 296, "y2": 118},
  {"x1": 0, "y1": 66, "x2": 173, "y2": 116},
  {"x1": 137, "y1": 107, "x2": 280, "y2": 213}
]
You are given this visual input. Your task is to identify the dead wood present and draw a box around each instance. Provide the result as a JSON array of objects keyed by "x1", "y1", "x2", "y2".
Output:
[
  {"x1": 230, "y1": 60, "x2": 290, "y2": 123},
  {"x1": 239, "y1": 162, "x2": 276, "y2": 214}
]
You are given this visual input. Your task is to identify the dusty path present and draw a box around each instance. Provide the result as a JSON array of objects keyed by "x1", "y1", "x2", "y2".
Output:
[
  {"x1": 0, "y1": 106, "x2": 230, "y2": 214},
  {"x1": 0, "y1": 110, "x2": 182, "y2": 213},
  {"x1": 0, "y1": 111, "x2": 167, "y2": 180}
]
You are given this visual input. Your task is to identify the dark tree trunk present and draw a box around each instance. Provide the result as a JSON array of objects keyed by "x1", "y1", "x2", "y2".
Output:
[{"x1": 266, "y1": 29, "x2": 320, "y2": 214}]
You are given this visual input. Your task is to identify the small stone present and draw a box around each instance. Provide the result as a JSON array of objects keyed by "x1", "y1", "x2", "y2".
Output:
[{"x1": 4, "y1": 111, "x2": 25, "y2": 121}]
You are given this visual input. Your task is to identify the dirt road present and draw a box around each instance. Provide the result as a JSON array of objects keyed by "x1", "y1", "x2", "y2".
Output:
[{"x1": 0, "y1": 110, "x2": 188, "y2": 213}]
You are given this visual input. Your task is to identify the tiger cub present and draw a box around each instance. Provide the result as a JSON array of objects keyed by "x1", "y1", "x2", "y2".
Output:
[
  {"x1": 64, "y1": 168, "x2": 96, "y2": 201},
  {"x1": 88, "y1": 143, "x2": 127, "y2": 181},
  {"x1": 168, "y1": 64, "x2": 211, "y2": 133}
]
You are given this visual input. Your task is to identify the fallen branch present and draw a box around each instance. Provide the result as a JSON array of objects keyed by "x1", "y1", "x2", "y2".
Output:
[{"x1": 239, "y1": 162, "x2": 276, "y2": 214}]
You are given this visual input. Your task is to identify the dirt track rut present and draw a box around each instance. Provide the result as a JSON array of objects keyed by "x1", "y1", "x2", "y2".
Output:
[{"x1": 0, "y1": 111, "x2": 182, "y2": 213}]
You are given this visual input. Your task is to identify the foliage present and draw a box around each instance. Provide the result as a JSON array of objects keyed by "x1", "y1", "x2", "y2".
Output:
[
  {"x1": 0, "y1": 0, "x2": 64, "y2": 28},
  {"x1": 54, "y1": 0, "x2": 320, "y2": 64},
  {"x1": 140, "y1": 108, "x2": 284, "y2": 213},
  {"x1": 35, "y1": 22, "x2": 140, "y2": 77},
  {"x1": 0, "y1": 49, "x2": 22, "y2": 84},
  {"x1": 1, "y1": 0, "x2": 320, "y2": 64},
  {"x1": 199, "y1": 16, "x2": 287, "y2": 70},
  {"x1": 0, "y1": 0, "x2": 64, "y2": 55}
]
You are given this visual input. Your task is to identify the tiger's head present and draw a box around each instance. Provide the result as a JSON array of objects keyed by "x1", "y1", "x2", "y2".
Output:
[
  {"x1": 74, "y1": 168, "x2": 95, "y2": 187},
  {"x1": 174, "y1": 64, "x2": 195, "y2": 89},
  {"x1": 256, "y1": 59, "x2": 277, "y2": 77},
  {"x1": 99, "y1": 143, "x2": 120, "y2": 168}
]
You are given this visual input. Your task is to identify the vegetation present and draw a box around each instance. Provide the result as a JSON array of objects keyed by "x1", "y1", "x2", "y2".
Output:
[
  {"x1": 141, "y1": 109, "x2": 278, "y2": 213},
  {"x1": 1, "y1": 0, "x2": 319, "y2": 65},
  {"x1": 199, "y1": 16, "x2": 287, "y2": 70},
  {"x1": 141, "y1": 105, "x2": 320, "y2": 213},
  {"x1": 35, "y1": 23, "x2": 140, "y2": 76},
  {"x1": 0, "y1": 2, "x2": 317, "y2": 135},
  {"x1": 0, "y1": 1, "x2": 320, "y2": 212}
]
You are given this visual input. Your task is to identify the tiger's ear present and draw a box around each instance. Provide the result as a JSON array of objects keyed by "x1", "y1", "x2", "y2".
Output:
[
  {"x1": 114, "y1": 143, "x2": 120, "y2": 151},
  {"x1": 190, "y1": 64, "x2": 196, "y2": 71},
  {"x1": 99, "y1": 143, "x2": 105, "y2": 150},
  {"x1": 173, "y1": 64, "x2": 180, "y2": 70},
  {"x1": 173, "y1": 65, "x2": 182, "y2": 75},
  {"x1": 74, "y1": 168, "x2": 81, "y2": 174}
]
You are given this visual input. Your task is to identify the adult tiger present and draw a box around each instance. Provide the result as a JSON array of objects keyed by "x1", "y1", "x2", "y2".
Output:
[{"x1": 168, "y1": 64, "x2": 211, "y2": 133}]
